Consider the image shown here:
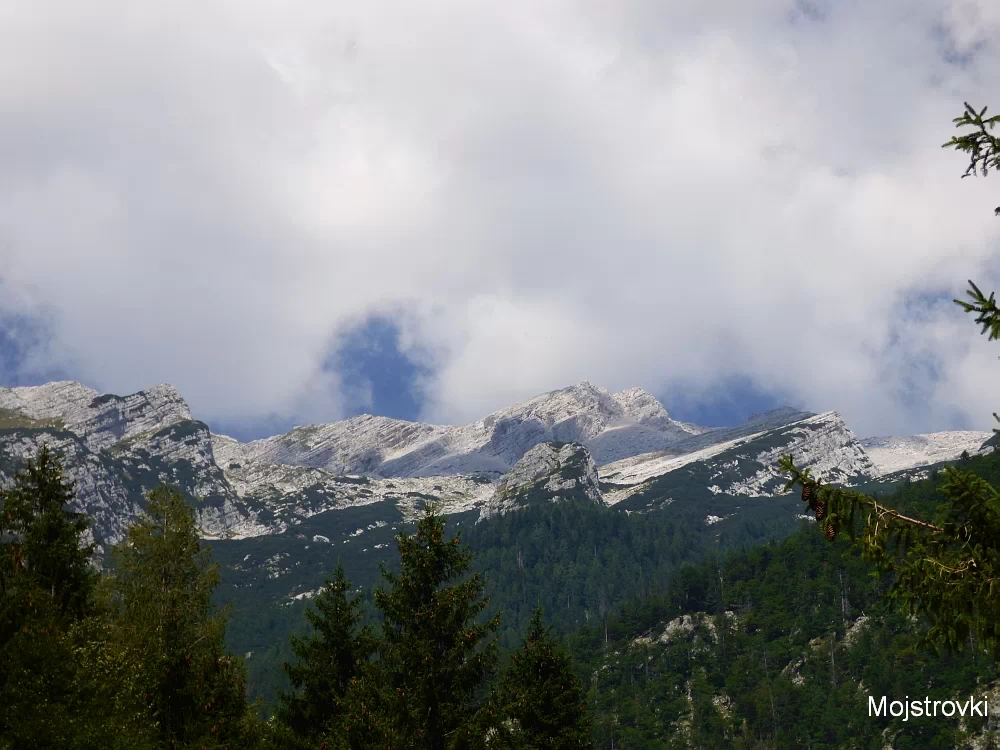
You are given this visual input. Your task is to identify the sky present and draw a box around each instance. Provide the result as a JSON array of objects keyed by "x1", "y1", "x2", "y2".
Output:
[{"x1": 2, "y1": 0, "x2": 1000, "y2": 440}]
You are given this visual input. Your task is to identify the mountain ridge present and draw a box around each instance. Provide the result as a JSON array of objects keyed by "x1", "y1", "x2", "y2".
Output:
[
  {"x1": 0, "y1": 379, "x2": 991, "y2": 547},
  {"x1": 209, "y1": 381, "x2": 708, "y2": 478}
]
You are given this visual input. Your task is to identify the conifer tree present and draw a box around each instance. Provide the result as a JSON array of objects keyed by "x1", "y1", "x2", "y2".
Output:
[
  {"x1": 0, "y1": 444, "x2": 97, "y2": 746},
  {"x1": 277, "y1": 561, "x2": 377, "y2": 747},
  {"x1": 0, "y1": 444, "x2": 95, "y2": 629},
  {"x1": 65, "y1": 584, "x2": 161, "y2": 750},
  {"x1": 778, "y1": 102, "x2": 1000, "y2": 655},
  {"x1": 492, "y1": 608, "x2": 592, "y2": 750},
  {"x1": 372, "y1": 504, "x2": 501, "y2": 749},
  {"x1": 107, "y1": 486, "x2": 254, "y2": 748}
]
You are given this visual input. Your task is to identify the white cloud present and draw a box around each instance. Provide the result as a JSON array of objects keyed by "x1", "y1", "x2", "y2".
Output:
[{"x1": 1, "y1": 0, "x2": 999, "y2": 437}]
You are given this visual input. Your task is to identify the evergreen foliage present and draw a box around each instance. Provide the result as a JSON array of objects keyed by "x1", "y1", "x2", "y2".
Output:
[
  {"x1": 277, "y1": 561, "x2": 376, "y2": 747},
  {"x1": 371, "y1": 505, "x2": 502, "y2": 749},
  {"x1": 461, "y1": 497, "x2": 798, "y2": 651},
  {"x1": 0, "y1": 445, "x2": 99, "y2": 747},
  {"x1": 105, "y1": 486, "x2": 255, "y2": 748},
  {"x1": 492, "y1": 608, "x2": 592, "y2": 750},
  {"x1": 4, "y1": 443, "x2": 1000, "y2": 747},
  {"x1": 219, "y1": 491, "x2": 802, "y2": 704},
  {"x1": 66, "y1": 605, "x2": 162, "y2": 748},
  {"x1": 0, "y1": 444, "x2": 95, "y2": 625},
  {"x1": 779, "y1": 452, "x2": 1000, "y2": 655},
  {"x1": 942, "y1": 102, "x2": 1000, "y2": 179},
  {"x1": 567, "y1": 524, "x2": 999, "y2": 748}
]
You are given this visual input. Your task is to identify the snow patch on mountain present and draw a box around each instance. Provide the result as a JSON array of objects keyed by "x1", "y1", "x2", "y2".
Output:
[
  {"x1": 859, "y1": 431, "x2": 993, "y2": 474},
  {"x1": 600, "y1": 433, "x2": 763, "y2": 488},
  {"x1": 599, "y1": 411, "x2": 879, "y2": 504},
  {"x1": 613, "y1": 387, "x2": 673, "y2": 428},
  {"x1": 210, "y1": 433, "x2": 496, "y2": 530}
]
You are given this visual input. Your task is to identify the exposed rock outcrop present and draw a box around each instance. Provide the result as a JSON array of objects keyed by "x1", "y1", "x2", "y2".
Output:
[
  {"x1": 217, "y1": 382, "x2": 710, "y2": 479},
  {"x1": 481, "y1": 441, "x2": 604, "y2": 519},
  {"x1": 0, "y1": 381, "x2": 192, "y2": 451}
]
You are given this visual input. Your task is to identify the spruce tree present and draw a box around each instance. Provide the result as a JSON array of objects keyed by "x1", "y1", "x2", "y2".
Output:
[
  {"x1": 0, "y1": 444, "x2": 95, "y2": 629},
  {"x1": 0, "y1": 444, "x2": 97, "y2": 746},
  {"x1": 277, "y1": 561, "x2": 376, "y2": 747},
  {"x1": 372, "y1": 504, "x2": 501, "y2": 749},
  {"x1": 65, "y1": 586, "x2": 161, "y2": 750},
  {"x1": 107, "y1": 485, "x2": 253, "y2": 748},
  {"x1": 492, "y1": 608, "x2": 592, "y2": 750}
]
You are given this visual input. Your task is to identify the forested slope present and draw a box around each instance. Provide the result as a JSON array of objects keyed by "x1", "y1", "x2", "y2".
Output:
[{"x1": 565, "y1": 450, "x2": 1000, "y2": 748}]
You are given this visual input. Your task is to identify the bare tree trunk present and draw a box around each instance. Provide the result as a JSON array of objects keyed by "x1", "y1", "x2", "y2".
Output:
[
  {"x1": 764, "y1": 646, "x2": 778, "y2": 738},
  {"x1": 829, "y1": 632, "x2": 837, "y2": 688}
]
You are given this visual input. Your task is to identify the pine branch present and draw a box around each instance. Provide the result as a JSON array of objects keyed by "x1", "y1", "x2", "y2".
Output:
[
  {"x1": 922, "y1": 557, "x2": 977, "y2": 576},
  {"x1": 954, "y1": 280, "x2": 1000, "y2": 341},
  {"x1": 942, "y1": 102, "x2": 1000, "y2": 178},
  {"x1": 777, "y1": 455, "x2": 944, "y2": 534}
]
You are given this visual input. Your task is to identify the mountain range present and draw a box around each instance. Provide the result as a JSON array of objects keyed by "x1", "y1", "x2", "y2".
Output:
[{"x1": 0, "y1": 379, "x2": 992, "y2": 553}]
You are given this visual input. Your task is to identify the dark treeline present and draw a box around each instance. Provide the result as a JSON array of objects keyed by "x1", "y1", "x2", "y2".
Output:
[
  {"x1": 231, "y1": 494, "x2": 802, "y2": 707},
  {"x1": 463, "y1": 496, "x2": 800, "y2": 650},
  {"x1": 0, "y1": 446, "x2": 592, "y2": 749}
]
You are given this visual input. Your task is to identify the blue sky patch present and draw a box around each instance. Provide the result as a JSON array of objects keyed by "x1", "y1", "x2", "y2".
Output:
[
  {"x1": 0, "y1": 311, "x2": 65, "y2": 387},
  {"x1": 659, "y1": 374, "x2": 793, "y2": 429},
  {"x1": 329, "y1": 314, "x2": 431, "y2": 423}
]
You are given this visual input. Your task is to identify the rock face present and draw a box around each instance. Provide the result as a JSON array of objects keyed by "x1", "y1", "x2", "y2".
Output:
[
  {"x1": 0, "y1": 378, "x2": 988, "y2": 547},
  {"x1": 859, "y1": 431, "x2": 994, "y2": 474},
  {"x1": 0, "y1": 381, "x2": 193, "y2": 451},
  {"x1": 482, "y1": 441, "x2": 604, "y2": 519},
  {"x1": 725, "y1": 411, "x2": 880, "y2": 495},
  {"x1": 217, "y1": 382, "x2": 711, "y2": 480},
  {"x1": 0, "y1": 383, "x2": 246, "y2": 546},
  {"x1": 600, "y1": 411, "x2": 882, "y2": 506}
]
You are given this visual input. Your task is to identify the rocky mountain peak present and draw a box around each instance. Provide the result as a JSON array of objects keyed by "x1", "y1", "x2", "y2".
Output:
[
  {"x1": 612, "y1": 386, "x2": 672, "y2": 425},
  {"x1": 0, "y1": 377, "x2": 989, "y2": 548},
  {"x1": 0, "y1": 381, "x2": 192, "y2": 451},
  {"x1": 860, "y1": 430, "x2": 994, "y2": 474},
  {"x1": 213, "y1": 382, "x2": 709, "y2": 480},
  {"x1": 483, "y1": 381, "x2": 619, "y2": 425},
  {"x1": 482, "y1": 441, "x2": 604, "y2": 519},
  {"x1": 0, "y1": 381, "x2": 100, "y2": 421}
]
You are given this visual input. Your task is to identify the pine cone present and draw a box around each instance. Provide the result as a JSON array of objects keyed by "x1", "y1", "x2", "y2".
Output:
[
  {"x1": 801, "y1": 484, "x2": 814, "y2": 503},
  {"x1": 825, "y1": 521, "x2": 837, "y2": 541},
  {"x1": 814, "y1": 498, "x2": 826, "y2": 522}
]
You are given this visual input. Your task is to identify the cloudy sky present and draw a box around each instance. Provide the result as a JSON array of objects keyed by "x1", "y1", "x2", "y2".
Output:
[{"x1": 2, "y1": 0, "x2": 1000, "y2": 440}]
